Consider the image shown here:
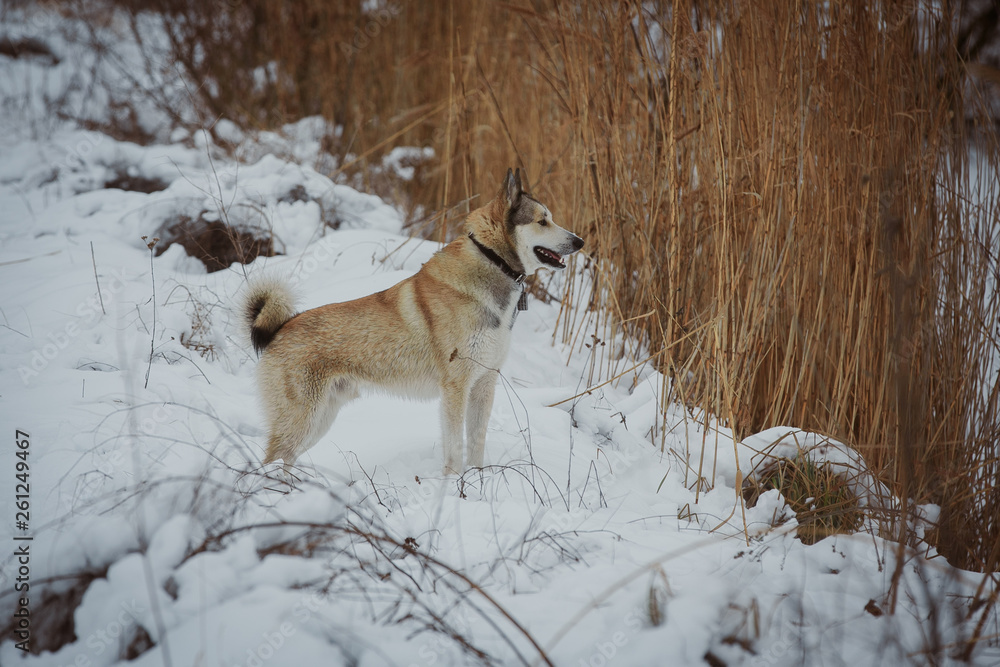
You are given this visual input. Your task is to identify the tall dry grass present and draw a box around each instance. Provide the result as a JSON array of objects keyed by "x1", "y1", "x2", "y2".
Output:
[
  {"x1": 111, "y1": 0, "x2": 999, "y2": 580},
  {"x1": 535, "y1": 0, "x2": 1000, "y2": 580}
]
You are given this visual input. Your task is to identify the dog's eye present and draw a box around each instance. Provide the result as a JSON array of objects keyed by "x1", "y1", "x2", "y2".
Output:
[{"x1": 538, "y1": 218, "x2": 548, "y2": 226}]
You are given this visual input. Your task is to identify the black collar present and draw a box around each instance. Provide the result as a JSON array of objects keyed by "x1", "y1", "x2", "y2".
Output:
[{"x1": 468, "y1": 233, "x2": 525, "y2": 284}]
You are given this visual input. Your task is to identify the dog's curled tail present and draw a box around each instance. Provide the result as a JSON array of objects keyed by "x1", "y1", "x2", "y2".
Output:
[{"x1": 243, "y1": 277, "x2": 297, "y2": 355}]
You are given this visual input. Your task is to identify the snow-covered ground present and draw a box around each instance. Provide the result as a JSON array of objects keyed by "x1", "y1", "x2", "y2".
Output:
[{"x1": 1, "y1": 4, "x2": 998, "y2": 666}]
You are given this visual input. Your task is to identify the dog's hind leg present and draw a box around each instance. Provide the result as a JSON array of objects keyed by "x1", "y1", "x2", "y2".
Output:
[
  {"x1": 465, "y1": 371, "x2": 497, "y2": 469},
  {"x1": 263, "y1": 404, "x2": 312, "y2": 469},
  {"x1": 264, "y1": 377, "x2": 358, "y2": 470}
]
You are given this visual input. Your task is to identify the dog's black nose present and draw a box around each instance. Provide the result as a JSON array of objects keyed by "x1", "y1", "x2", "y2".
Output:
[{"x1": 572, "y1": 235, "x2": 585, "y2": 250}]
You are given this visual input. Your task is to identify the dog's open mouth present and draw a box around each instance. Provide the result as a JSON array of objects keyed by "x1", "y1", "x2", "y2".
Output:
[{"x1": 534, "y1": 246, "x2": 565, "y2": 269}]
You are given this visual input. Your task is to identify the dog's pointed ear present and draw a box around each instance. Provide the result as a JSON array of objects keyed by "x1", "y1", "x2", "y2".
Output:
[{"x1": 501, "y1": 167, "x2": 522, "y2": 208}]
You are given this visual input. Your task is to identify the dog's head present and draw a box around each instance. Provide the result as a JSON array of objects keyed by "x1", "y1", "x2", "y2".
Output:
[{"x1": 489, "y1": 168, "x2": 585, "y2": 275}]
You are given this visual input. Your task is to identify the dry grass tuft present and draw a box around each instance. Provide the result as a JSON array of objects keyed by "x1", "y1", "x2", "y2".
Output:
[
  {"x1": 743, "y1": 453, "x2": 865, "y2": 545},
  {"x1": 154, "y1": 212, "x2": 276, "y2": 274},
  {"x1": 166, "y1": 284, "x2": 221, "y2": 361}
]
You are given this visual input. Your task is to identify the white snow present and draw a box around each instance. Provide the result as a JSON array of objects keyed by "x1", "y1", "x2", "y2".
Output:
[{"x1": 0, "y1": 3, "x2": 997, "y2": 666}]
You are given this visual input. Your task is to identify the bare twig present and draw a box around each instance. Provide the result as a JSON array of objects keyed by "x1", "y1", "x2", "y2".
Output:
[
  {"x1": 142, "y1": 236, "x2": 159, "y2": 389},
  {"x1": 90, "y1": 241, "x2": 106, "y2": 315}
]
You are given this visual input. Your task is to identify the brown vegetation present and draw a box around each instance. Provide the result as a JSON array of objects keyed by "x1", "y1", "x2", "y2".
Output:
[{"x1": 114, "y1": 0, "x2": 998, "y2": 589}]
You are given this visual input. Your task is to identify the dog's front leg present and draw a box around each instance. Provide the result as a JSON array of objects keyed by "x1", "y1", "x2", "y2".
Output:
[
  {"x1": 441, "y1": 376, "x2": 469, "y2": 475},
  {"x1": 466, "y1": 371, "x2": 497, "y2": 469}
]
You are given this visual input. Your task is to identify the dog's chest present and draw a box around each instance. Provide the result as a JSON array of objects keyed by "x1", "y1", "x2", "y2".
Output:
[
  {"x1": 468, "y1": 325, "x2": 513, "y2": 367},
  {"x1": 467, "y1": 303, "x2": 516, "y2": 365}
]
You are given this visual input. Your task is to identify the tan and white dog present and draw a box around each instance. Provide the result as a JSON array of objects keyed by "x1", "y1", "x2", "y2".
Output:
[{"x1": 242, "y1": 168, "x2": 584, "y2": 474}]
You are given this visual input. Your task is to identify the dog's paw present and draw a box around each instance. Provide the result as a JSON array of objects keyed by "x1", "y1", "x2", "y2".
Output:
[{"x1": 263, "y1": 459, "x2": 303, "y2": 488}]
